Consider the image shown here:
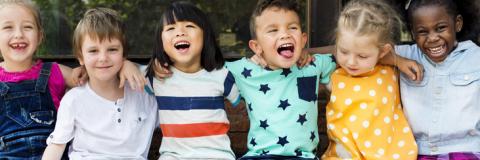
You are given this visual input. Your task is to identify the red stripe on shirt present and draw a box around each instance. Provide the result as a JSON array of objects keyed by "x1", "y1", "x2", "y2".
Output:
[{"x1": 160, "y1": 123, "x2": 229, "y2": 138}]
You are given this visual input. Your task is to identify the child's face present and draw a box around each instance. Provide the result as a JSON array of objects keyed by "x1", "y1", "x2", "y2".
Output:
[
  {"x1": 249, "y1": 7, "x2": 307, "y2": 69},
  {"x1": 161, "y1": 21, "x2": 204, "y2": 71},
  {"x1": 335, "y1": 30, "x2": 388, "y2": 76},
  {"x1": 79, "y1": 35, "x2": 124, "y2": 82},
  {"x1": 0, "y1": 4, "x2": 42, "y2": 65},
  {"x1": 410, "y1": 5, "x2": 462, "y2": 63}
]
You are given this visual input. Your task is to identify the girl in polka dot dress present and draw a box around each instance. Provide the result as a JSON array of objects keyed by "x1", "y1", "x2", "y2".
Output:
[{"x1": 322, "y1": 0, "x2": 417, "y2": 159}]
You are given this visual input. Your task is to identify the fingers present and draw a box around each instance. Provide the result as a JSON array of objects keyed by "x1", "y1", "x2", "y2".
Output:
[
  {"x1": 413, "y1": 63, "x2": 424, "y2": 82},
  {"x1": 119, "y1": 75, "x2": 126, "y2": 88}
]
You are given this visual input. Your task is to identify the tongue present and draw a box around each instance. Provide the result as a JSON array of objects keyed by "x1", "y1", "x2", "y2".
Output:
[{"x1": 279, "y1": 50, "x2": 293, "y2": 58}]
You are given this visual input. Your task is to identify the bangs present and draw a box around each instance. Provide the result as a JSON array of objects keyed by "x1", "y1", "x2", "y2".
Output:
[{"x1": 162, "y1": 2, "x2": 206, "y2": 30}]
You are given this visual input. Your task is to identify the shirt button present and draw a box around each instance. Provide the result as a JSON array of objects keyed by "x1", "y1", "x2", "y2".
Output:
[
  {"x1": 117, "y1": 108, "x2": 121, "y2": 112},
  {"x1": 138, "y1": 117, "x2": 142, "y2": 122},
  {"x1": 431, "y1": 146, "x2": 438, "y2": 152},
  {"x1": 117, "y1": 119, "x2": 121, "y2": 123},
  {"x1": 464, "y1": 75, "x2": 470, "y2": 80}
]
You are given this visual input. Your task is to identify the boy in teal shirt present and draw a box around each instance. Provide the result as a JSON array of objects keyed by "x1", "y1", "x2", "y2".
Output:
[{"x1": 225, "y1": 0, "x2": 336, "y2": 158}]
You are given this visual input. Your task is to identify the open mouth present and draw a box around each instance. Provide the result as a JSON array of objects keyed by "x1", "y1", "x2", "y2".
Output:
[
  {"x1": 426, "y1": 44, "x2": 447, "y2": 57},
  {"x1": 10, "y1": 43, "x2": 27, "y2": 50},
  {"x1": 277, "y1": 43, "x2": 294, "y2": 58},
  {"x1": 174, "y1": 41, "x2": 190, "y2": 51}
]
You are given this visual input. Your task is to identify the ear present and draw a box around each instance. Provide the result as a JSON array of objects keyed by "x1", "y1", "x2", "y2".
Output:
[
  {"x1": 379, "y1": 43, "x2": 393, "y2": 59},
  {"x1": 78, "y1": 58, "x2": 84, "y2": 66},
  {"x1": 301, "y1": 32, "x2": 308, "y2": 48},
  {"x1": 455, "y1": 15, "x2": 463, "y2": 33},
  {"x1": 249, "y1": 39, "x2": 263, "y2": 55}
]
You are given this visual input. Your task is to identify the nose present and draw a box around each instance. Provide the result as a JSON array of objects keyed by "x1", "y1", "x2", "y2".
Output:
[
  {"x1": 13, "y1": 28, "x2": 24, "y2": 39},
  {"x1": 176, "y1": 27, "x2": 186, "y2": 37},
  {"x1": 346, "y1": 56, "x2": 357, "y2": 66},
  {"x1": 98, "y1": 52, "x2": 107, "y2": 62},
  {"x1": 279, "y1": 29, "x2": 292, "y2": 40},
  {"x1": 427, "y1": 32, "x2": 440, "y2": 42}
]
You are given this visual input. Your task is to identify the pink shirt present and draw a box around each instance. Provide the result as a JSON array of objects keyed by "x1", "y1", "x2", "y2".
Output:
[{"x1": 0, "y1": 60, "x2": 66, "y2": 110}]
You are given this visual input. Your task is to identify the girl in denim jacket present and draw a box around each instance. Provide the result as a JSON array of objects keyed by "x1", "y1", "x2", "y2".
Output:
[{"x1": 395, "y1": 0, "x2": 480, "y2": 159}]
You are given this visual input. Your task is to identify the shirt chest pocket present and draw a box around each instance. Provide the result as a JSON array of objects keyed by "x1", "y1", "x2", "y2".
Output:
[{"x1": 449, "y1": 71, "x2": 480, "y2": 97}]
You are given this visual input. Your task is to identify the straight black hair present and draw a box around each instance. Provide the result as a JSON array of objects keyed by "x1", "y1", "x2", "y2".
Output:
[{"x1": 146, "y1": 1, "x2": 224, "y2": 78}]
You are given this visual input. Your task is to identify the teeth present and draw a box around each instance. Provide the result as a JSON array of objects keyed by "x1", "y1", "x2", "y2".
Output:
[
  {"x1": 175, "y1": 42, "x2": 190, "y2": 46},
  {"x1": 428, "y1": 45, "x2": 444, "y2": 54},
  {"x1": 280, "y1": 43, "x2": 293, "y2": 48},
  {"x1": 11, "y1": 43, "x2": 26, "y2": 48}
]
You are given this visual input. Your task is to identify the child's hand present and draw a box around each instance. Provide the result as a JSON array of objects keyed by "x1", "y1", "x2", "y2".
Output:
[
  {"x1": 397, "y1": 57, "x2": 424, "y2": 82},
  {"x1": 119, "y1": 60, "x2": 146, "y2": 91},
  {"x1": 71, "y1": 66, "x2": 87, "y2": 86},
  {"x1": 297, "y1": 49, "x2": 315, "y2": 67},
  {"x1": 153, "y1": 60, "x2": 172, "y2": 80},
  {"x1": 249, "y1": 54, "x2": 268, "y2": 68}
]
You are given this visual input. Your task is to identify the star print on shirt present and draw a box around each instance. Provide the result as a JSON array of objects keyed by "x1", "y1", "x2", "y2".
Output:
[
  {"x1": 250, "y1": 137, "x2": 257, "y2": 146},
  {"x1": 241, "y1": 67, "x2": 252, "y2": 78},
  {"x1": 310, "y1": 131, "x2": 316, "y2": 142},
  {"x1": 281, "y1": 68, "x2": 291, "y2": 77},
  {"x1": 277, "y1": 136, "x2": 289, "y2": 147},
  {"x1": 309, "y1": 61, "x2": 317, "y2": 67},
  {"x1": 259, "y1": 84, "x2": 270, "y2": 94},
  {"x1": 278, "y1": 99, "x2": 290, "y2": 110},
  {"x1": 295, "y1": 149, "x2": 302, "y2": 156},
  {"x1": 297, "y1": 113, "x2": 307, "y2": 125},
  {"x1": 261, "y1": 150, "x2": 269, "y2": 155},
  {"x1": 248, "y1": 103, "x2": 253, "y2": 111},
  {"x1": 260, "y1": 119, "x2": 269, "y2": 130},
  {"x1": 329, "y1": 54, "x2": 336, "y2": 63}
]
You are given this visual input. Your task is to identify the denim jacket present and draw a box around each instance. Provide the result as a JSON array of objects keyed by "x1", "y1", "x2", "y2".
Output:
[{"x1": 395, "y1": 41, "x2": 480, "y2": 155}]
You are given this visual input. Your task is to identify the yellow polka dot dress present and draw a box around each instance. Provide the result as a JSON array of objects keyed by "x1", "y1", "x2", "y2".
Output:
[{"x1": 322, "y1": 65, "x2": 417, "y2": 160}]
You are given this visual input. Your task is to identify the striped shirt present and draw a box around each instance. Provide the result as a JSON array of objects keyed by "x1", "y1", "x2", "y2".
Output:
[{"x1": 151, "y1": 67, "x2": 240, "y2": 160}]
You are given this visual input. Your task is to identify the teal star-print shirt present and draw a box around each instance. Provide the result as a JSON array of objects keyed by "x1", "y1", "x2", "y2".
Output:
[{"x1": 225, "y1": 54, "x2": 336, "y2": 158}]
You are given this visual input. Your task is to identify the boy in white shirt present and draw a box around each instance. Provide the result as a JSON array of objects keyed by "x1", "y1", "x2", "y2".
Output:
[{"x1": 42, "y1": 8, "x2": 157, "y2": 160}]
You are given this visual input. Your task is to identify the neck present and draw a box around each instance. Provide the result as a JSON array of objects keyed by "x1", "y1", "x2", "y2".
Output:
[
  {"x1": 173, "y1": 62, "x2": 202, "y2": 73},
  {"x1": 1, "y1": 60, "x2": 34, "y2": 72},
  {"x1": 88, "y1": 77, "x2": 124, "y2": 101}
]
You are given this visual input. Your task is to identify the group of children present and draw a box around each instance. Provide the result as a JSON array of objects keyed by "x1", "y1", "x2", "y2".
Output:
[{"x1": 0, "y1": 0, "x2": 479, "y2": 160}]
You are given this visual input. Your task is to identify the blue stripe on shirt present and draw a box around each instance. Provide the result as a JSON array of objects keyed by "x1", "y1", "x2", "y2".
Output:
[
  {"x1": 156, "y1": 96, "x2": 225, "y2": 110},
  {"x1": 223, "y1": 71, "x2": 235, "y2": 97}
]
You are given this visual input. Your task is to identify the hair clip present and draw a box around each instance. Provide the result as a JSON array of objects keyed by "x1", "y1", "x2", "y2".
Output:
[{"x1": 405, "y1": 0, "x2": 412, "y2": 10}]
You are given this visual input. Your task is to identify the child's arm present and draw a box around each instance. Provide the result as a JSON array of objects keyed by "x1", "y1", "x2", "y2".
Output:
[
  {"x1": 118, "y1": 60, "x2": 147, "y2": 91},
  {"x1": 41, "y1": 143, "x2": 66, "y2": 160},
  {"x1": 66, "y1": 60, "x2": 147, "y2": 90},
  {"x1": 380, "y1": 51, "x2": 423, "y2": 82}
]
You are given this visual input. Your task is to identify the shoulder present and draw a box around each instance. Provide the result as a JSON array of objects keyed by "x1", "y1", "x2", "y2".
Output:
[
  {"x1": 60, "y1": 85, "x2": 88, "y2": 105},
  {"x1": 225, "y1": 58, "x2": 258, "y2": 73}
]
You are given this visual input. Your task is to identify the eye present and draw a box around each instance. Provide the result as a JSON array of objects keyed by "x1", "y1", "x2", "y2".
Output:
[
  {"x1": 2, "y1": 25, "x2": 12, "y2": 30},
  {"x1": 358, "y1": 55, "x2": 369, "y2": 59},
  {"x1": 436, "y1": 25, "x2": 447, "y2": 32},
  {"x1": 289, "y1": 26, "x2": 298, "y2": 30},
  {"x1": 415, "y1": 29, "x2": 428, "y2": 36},
  {"x1": 87, "y1": 49, "x2": 98, "y2": 54},
  {"x1": 164, "y1": 26, "x2": 175, "y2": 31},
  {"x1": 186, "y1": 24, "x2": 196, "y2": 28},
  {"x1": 108, "y1": 48, "x2": 118, "y2": 52},
  {"x1": 24, "y1": 25, "x2": 34, "y2": 29},
  {"x1": 267, "y1": 29, "x2": 278, "y2": 33}
]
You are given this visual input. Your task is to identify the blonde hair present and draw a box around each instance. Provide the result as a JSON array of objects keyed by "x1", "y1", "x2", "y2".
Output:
[
  {"x1": 72, "y1": 8, "x2": 126, "y2": 60},
  {"x1": 0, "y1": 0, "x2": 43, "y2": 37},
  {"x1": 336, "y1": 0, "x2": 403, "y2": 46}
]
